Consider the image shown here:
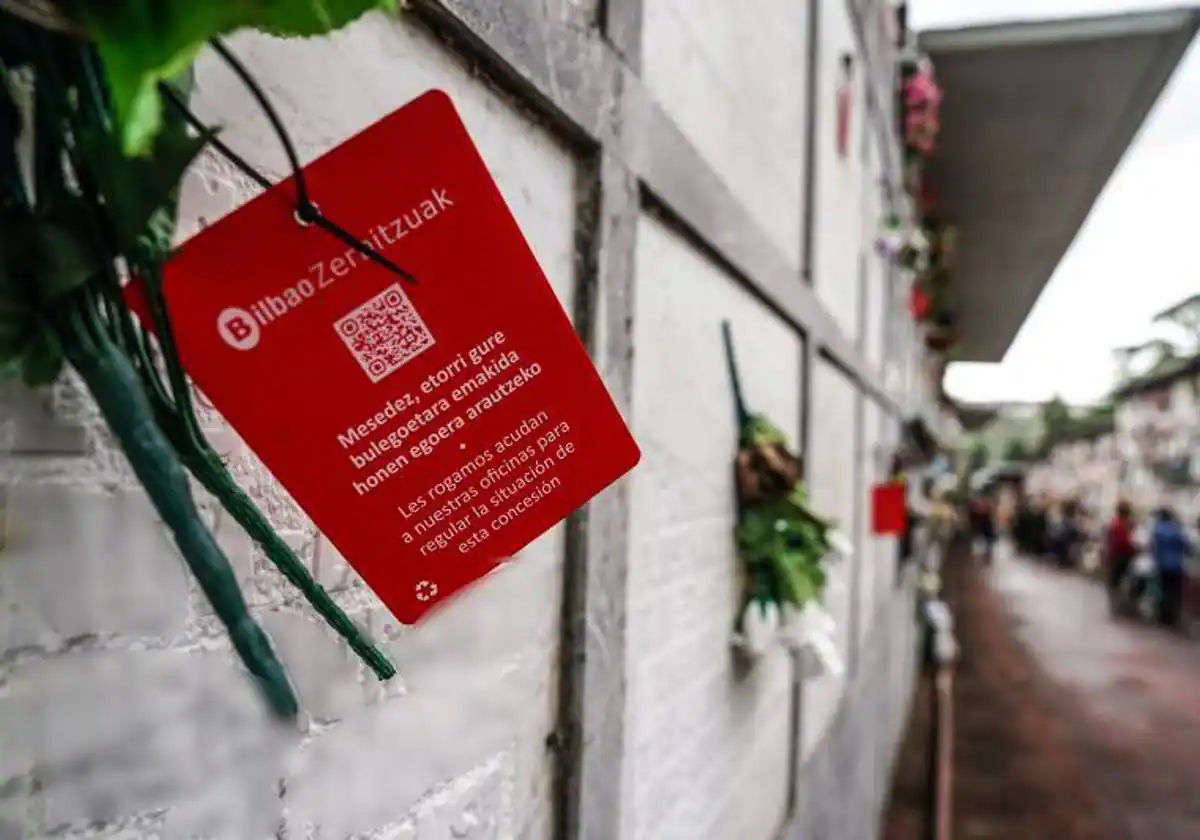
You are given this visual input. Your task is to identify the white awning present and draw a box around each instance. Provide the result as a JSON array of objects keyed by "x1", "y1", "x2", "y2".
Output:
[{"x1": 919, "y1": 8, "x2": 1200, "y2": 362}]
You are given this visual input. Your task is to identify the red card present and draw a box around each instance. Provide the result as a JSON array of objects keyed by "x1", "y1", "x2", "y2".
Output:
[
  {"x1": 871, "y1": 482, "x2": 907, "y2": 536},
  {"x1": 129, "y1": 90, "x2": 640, "y2": 623}
]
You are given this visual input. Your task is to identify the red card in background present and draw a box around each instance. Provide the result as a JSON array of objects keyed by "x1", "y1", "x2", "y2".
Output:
[
  {"x1": 130, "y1": 90, "x2": 640, "y2": 623},
  {"x1": 871, "y1": 482, "x2": 907, "y2": 536},
  {"x1": 836, "y1": 83, "x2": 852, "y2": 158}
]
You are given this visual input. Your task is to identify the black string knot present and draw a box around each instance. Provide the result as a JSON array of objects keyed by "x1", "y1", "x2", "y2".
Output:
[{"x1": 160, "y1": 36, "x2": 417, "y2": 286}]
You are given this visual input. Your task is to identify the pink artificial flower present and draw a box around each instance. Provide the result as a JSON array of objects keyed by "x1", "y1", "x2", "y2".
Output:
[
  {"x1": 904, "y1": 85, "x2": 942, "y2": 116},
  {"x1": 904, "y1": 76, "x2": 937, "y2": 106}
]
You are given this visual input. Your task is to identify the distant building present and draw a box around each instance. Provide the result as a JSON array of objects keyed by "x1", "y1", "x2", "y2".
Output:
[
  {"x1": 1024, "y1": 355, "x2": 1200, "y2": 522},
  {"x1": 1024, "y1": 424, "x2": 1119, "y2": 517},
  {"x1": 1110, "y1": 354, "x2": 1200, "y2": 521}
]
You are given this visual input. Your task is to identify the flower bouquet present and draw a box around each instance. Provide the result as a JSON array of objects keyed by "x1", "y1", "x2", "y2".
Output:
[
  {"x1": 722, "y1": 322, "x2": 851, "y2": 670},
  {"x1": 900, "y1": 53, "x2": 942, "y2": 158},
  {"x1": 875, "y1": 214, "x2": 931, "y2": 272}
]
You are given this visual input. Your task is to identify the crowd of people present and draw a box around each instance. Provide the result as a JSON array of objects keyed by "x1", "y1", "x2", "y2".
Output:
[
  {"x1": 965, "y1": 491, "x2": 1196, "y2": 631},
  {"x1": 1102, "y1": 502, "x2": 1194, "y2": 628},
  {"x1": 1009, "y1": 497, "x2": 1094, "y2": 569}
]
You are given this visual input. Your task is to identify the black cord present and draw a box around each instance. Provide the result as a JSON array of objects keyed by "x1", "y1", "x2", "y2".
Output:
[
  {"x1": 207, "y1": 37, "x2": 311, "y2": 212},
  {"x1": 159, "y1": 38, "x2": 417, "y2": 285}
]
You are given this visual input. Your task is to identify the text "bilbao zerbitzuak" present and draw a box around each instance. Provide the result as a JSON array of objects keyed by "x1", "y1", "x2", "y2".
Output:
[{"x1": 215, "y1": 187, "x2": 455, "y2": 351}]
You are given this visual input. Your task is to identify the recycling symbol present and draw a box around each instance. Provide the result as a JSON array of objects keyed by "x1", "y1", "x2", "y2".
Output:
[{"x1": 415, "y1": 580, "x2": 438, "y2": 602}]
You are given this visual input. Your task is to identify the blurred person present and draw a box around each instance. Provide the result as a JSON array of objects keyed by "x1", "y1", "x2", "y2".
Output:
[
  {"x1": 1050, "y1": 499, "x2": 1082, "y2": 568},
  {"x1": 1149, "y1": 506, "x2": 1193, "y2": 629},
  {"x1": 891, "y1": 457, "x2": 919, "y2": 568},
  {"x1": 1104, "y1": 501, "x2": 1140, "y2": 604},
  {"x1": 1045, "y1": 502, "x2": 1064, "y2": 565},
  {"x1": 968, "y1": 494, "x2": 996, "y2": 563},
  {"x1": 1030, "y1": 497, "x2": 1049, "y2": 558},
  {"x1": 1076, "y1": 506, "x2": 1103, "y2": 574},
  {"x1": 1013, "y1": 495, "x2": 1039, "y2": 556},
  {"x1": 927, "y1": 489, "x2": 958, "y2": 559}
]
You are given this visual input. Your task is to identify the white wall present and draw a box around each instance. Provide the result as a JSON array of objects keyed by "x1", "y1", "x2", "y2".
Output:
[
  {"x1": 862, "y1": 140, "x2": 888, "y2": 370},
  {"x1": 813, "y1": 0, "x2": 865, "y2": 340},
  {"x1": 2, "y1": 17, "x2": 575, "y2": 840},
  {"x1": 1, "y1": 5, "x2": 924, "y2": 840},
  {"x1": 641, "y1": 0, "x2": 810, "y2": 267},
  {"x1": 802, "y1": 359, "x2": 860, "y2": 759},
  {"x1": 625, "y1": 215, "x2": 801, "y2": 840},
  {"x1": 856, "y1": 398, "x2": 884, "y2": 649}
]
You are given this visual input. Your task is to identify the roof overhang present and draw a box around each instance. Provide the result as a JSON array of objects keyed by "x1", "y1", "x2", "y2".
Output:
[{"x1": 919, "y1": 8, "x2": 1200, "y2": 362}]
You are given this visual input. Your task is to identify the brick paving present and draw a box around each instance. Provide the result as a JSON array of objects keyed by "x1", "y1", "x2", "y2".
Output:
[{"x1": 882, "y1": 545, "x2": 1200, "y2": 840}]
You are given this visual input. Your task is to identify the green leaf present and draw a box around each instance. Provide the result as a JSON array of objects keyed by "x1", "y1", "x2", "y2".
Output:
[
  {"x1": 747, "y1": 414, "x2": 786, "y2": 445},
  {"x1": 0, "y1": 248, "x2": 65, "y2": 388},
  {"x1": 0, "y1": 355, "x2": 22, "y2": 384},
  {"x1": 773, "y1": 552, "x2": 815, "y2": 605},
  {"x1": 33, "y1": 222, "x2": 102, "y2": 304},
  {"x1": 79, "y1": 115, "x2": 211, "y2": 257},
  {"x1": 0, "y1": 216, "x2": 34, "y2": 380},
  {"x1": 65, "y1": 0, "x2": 398, "y2": 156},
  {"x1": 736, "y1": 510, "x2": 776, "y2": 549},
  {"x1": 737, "y1": 475, "x2": 841, "y2": 606},
  {"x1": 253, "y1": 0, "x2": 400, "y2": 37},
  {"x1": 18, "y1": 328, "x2": 65, "y2": 387},
  {"x1": 0, "y1": 301, "x2": 29, "y2": 352}
]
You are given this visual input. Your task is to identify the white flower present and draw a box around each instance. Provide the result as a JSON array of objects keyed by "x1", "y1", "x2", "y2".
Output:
[
  {"x1": 781, "y1": 603, "x2": 844, "y2": 678},
  {"x1": 923, "y1": 600, "x2": 953, "y2": 633},
  {"x1": 779, "y1": 602, "x2": 835, "y2": 650},
  {"x1": 734, "y1": 600, "x2": 781, "y2": 657},
  {"x1": 803, "y1": 631, "x2": 845, "y2": 678},
  {"x1": 875, "y1": 234, "x2": 902, "y2": 257},
  {"x1": 826, "y1": 529, "x2": 854, "y2": 558}
]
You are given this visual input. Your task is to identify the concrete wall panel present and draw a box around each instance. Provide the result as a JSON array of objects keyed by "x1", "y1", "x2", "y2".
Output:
[
  {"x1": 641, "y1": 0, "x2": 810, "y2": 266},
  {"x1": 626, "y1": 214, "x2": 802, "y2": 840}
]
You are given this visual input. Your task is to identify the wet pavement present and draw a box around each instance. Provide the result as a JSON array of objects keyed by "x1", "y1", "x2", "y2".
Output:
[
  {"x1": 883, "y1": 544, "x2": 1200, "y2": 840},
  {"x1": 993, "y1": 551, "x2": 1200, "y2": 838}
]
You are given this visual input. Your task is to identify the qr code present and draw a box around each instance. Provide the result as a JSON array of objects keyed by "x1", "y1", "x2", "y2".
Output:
[{"x1": 334, "y1": 283, "x2": 436, "y2": 383}]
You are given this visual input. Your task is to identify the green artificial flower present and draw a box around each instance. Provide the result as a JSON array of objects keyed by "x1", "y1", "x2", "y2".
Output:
[
  {"x1": 61, "y1": 0, "x2": 398, "y2": 155},
  {"x1": 735, "y1": 483, "x2": 840, "y2": 609},
  {"x1": 746, "y1": 413, "x2": 786, "y2": 446},
  {"x1": 0, "y1": 87, "x2": 210, "y2": 387}
]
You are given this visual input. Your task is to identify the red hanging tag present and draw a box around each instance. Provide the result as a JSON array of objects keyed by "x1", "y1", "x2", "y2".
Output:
[
  {"x1": 127, "y1": 90, "x2": 640, "y2": 623},
  {"x1": 909, "y1": 285, "x2": 930, "y2": 320},
  {"x1": 871, "y1": 482, "x2": 908, "y2": 535}
]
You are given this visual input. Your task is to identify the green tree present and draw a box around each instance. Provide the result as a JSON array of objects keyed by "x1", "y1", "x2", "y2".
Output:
[
  {"x1": 966, "y1": 440, "x2": 989, "y2": 475},
  {"x1": 1153, "y1": 293, "x2": 1200, "y2": 354},
  {"x1": 1037, "y1": 394, "x2": 1073, "y2": 455},
  {"x1": 1001, "y1": 438, "x2": 1030, "y2": 463}
]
